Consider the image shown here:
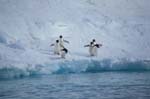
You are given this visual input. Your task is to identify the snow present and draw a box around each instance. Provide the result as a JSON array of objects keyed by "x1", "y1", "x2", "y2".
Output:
[{"x1": 0, "y1": 0, "x2": 150, "y2": 70}]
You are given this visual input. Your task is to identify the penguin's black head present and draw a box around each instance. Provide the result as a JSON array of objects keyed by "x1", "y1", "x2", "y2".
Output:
[
  {"x1": 59, "y1": 35, "x2": 63, "y2": 38},
  {"x1": 92, "y1": 39, "x2": 96, "y2": 42},
  {"x1": 56, "y1": 40, "x2": 59, "y2": 43},
  {"x1": 90, "y1": 42, "x2": 93, "y2": 45}
]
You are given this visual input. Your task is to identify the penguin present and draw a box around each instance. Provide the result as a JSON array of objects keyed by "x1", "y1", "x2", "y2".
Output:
[
  {"x1": 84, "y1": 42, "x2": 95, "y2": 56},
  {"x1": 91, "y1": 39, "x2": 102, "y2": 56},
  {"x1": 85, "y1": 39, "x2": 103, "y2": 56},
  {"x1": 60, "y1": 47, "x2": 68, "y2": 58},
  {"x1": 51, "y1": 40, "x2": 61, "y2": 55},
  {"x1": 59, "y1": 35, "x2": 69, "y2": 49}
]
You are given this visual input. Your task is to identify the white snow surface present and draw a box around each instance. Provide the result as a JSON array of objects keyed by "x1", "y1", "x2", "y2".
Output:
[{"x1": 0, "y1": 0, "x2": 150, "y2": 69}]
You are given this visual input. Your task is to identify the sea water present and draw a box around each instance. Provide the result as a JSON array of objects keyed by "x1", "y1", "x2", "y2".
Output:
[
  {"x1": 0, "y1": 71, "x2": 150, "y2": 99},
  {"x1": 0, "y1": 59, "x2": 150, "y2": 99}
]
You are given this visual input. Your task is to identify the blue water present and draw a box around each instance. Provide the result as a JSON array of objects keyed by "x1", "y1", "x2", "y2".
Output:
[
  {"x1": 0, "y1": 72, "x2": 150, "y2": 99},
  {"x1": 0, "y1": 60, "x2": 150, "y2": 99}
]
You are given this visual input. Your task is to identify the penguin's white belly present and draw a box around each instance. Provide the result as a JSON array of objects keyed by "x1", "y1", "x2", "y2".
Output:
[
  {"x1": 92, "y1": 46, "x2": 98, "y2": 56},
  {"x1": 89, "y1": 46, "x2": 93, "y2": 56},
  {"x1": 59, "y1": 39, "x2": 64, "y2": 48},
  {"x1": 54, "y1": 44, "x2": 60, "y2": 54}
]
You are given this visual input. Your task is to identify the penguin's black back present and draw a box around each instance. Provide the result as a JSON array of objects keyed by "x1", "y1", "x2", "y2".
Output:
[{"x1": 62, "y1": 48, "x2": 68, "y2": 53}]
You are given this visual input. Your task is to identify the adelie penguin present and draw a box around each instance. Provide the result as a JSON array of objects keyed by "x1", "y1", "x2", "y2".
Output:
[
  {"x1": 84, "y1": 39, "x2": 102, "y2": 56},
  {"x1": 84, "y1": 42, "x2": 95, "y2": 56},
  {"x1": 59, "y1": 35, "x2": 69, "y2": 49},
  {"x1": 51, "y1": 40, "x2": 61, "y2": 55}
]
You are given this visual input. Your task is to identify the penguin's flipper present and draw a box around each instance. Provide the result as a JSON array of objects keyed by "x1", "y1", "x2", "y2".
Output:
[
  {"x1": 84, "y1": 45, "x2": 90, "y2": 47},
  {"x1": 51, "y1": 44, "x2": 54, "y2": 46}
]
